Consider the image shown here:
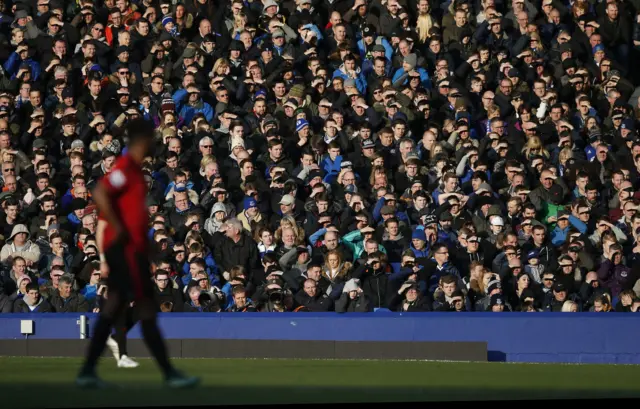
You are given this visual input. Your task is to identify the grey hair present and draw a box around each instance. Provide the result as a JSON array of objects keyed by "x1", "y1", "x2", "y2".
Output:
[
  {"x1": 54, "y1": 65, "x2": 68, "y2": 76},
  {"x1": 199, "y1": 136, "x2": 214, "y2": 146},
  {"x1": 59, "y1": 275, "x2": 74, "y2": 286},
  {"x1": 226, "y1": 218, "x2": 243, "y2": 233}
]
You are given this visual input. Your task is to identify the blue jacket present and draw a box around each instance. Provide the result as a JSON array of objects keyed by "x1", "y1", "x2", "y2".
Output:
[
  {"x1": 181, "y1": 253, "x2": 220, "y2": 283},
  {"x1": 321, "y1": 155, "x2": 343, "y2": 184},
  {"x1": 409, "y1": 243, "x2": 430, "y2": 259},
  {"x1": 551, "y1": 215, "x2": 587, "y2": 246},
  {"x1": 391, "y1": 67, "x2": 432, "y2": 89},
  {"x1": 372, "y1": 197, "x2": 409, "y2": 224},
  {"x1": 173, "y1": 88, "x2": 214, "y2": 125},
  {"x1": 3, "y1": 52, "x2": 41, "y2": 81},
  {"x1": 357, "y1": 37, "x2": 393, "y2": 62},
  {"x1": 178, "y1": 99, "x2": 214, "y2": 126},
  {"x1": 80, "y1": 284, "x2": 98, "y2": 303},
  {"x1": 221, "y1": 281, "x2": 253, "y2": 310},
  {"x1": 164, "y1": 180, "x2": 195, "y2": 197},
  {"x1": 332, "y1": 65, "x2": 367, "y2": 95}
]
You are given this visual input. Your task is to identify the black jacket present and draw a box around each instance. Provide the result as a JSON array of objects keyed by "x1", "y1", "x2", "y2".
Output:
[
  {"x1": 294, "y1": 291, "x2": 334, "y2": 312},
  {"x1": 352, "y1": 264, "x2": 392, "y2": 309},
  {"x1": 335, "y1": 292, "x2": 372, "y2": 312},
  {"x1": 48, "y1": 293, "x2": 89, "y2": 313},
  {"x1": 213, "y1": 232, "x2": 260, "y2": 278},
  {"x1": 153, "y1": 286, "x2": 184, "y2": 312},
  {"x1": 12, "y1": 297, "x2": 54, "y2": 313}
]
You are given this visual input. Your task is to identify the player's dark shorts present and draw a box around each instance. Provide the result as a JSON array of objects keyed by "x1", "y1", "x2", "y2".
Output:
[{"x1": 104, "y1": 238, "x2": 154, "y2": 303}]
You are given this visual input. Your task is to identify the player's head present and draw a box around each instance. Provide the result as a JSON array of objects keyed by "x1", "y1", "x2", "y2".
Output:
[{"x1": 126, "y1": 118, "x2": 155, "y2": 158}]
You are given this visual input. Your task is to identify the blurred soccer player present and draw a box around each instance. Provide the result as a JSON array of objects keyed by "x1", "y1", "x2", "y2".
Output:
[
  {"x1": 94, "y1": 217, "x2": 140, "y2": 368},
  {"x1": 76, "y1": 119, "x2": 199, "y2": 389}
]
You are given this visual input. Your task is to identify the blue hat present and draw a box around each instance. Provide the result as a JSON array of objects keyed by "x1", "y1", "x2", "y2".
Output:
[
  {"x1": 254, "y1": 89, "x2": 267, "y2": 100},
  {"x1": 162, "y1": 16, "x2": 174, "y2": 26},
  {"x1": 243, "y1": 196, "x2": 257, "y2": 210},
  {"x1": 593, "y1": 44, "x2": 605, "y2": 54},
  {"x1": 526, "y1": 249, "x2": 540, "y2": 261},
  {"x1": 88, "y1": 64, "x2": 101, "y2": 72},
  {"x1": 622, "y1": 118, "x2": 636, "y2": 131},
  {"x1": 295, "y1": 118, "x2": 309, "y2": 132},
  {"x1": 412, "y1": 229, "x2": 427, "y2": 241},
  {"x1": 393, "y1": 112, "x2": 408, "y2": 123}
]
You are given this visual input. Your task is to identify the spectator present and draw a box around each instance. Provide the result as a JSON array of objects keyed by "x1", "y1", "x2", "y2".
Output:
[
  {"x1": 335, "y1": 278, "x2": 371, "y2": 312},
  {"x1": 153, "y1": 270, "x2": 184, "y2": 312},
  {"x1": 0, "y1": 224, "x2": 41, "y2": 271},
  {"x1": 1, "y1": 0, "x2": 640, "y2": 316},
  {"x1": 49, "y1": 275, "x2": 89, "y2": 312},
  {"x1": 12, "y1": 282, "x2": 53, "y2": 313},
  {"x1": 294, "y1": 278, "x2": 334, "y2": 312}
]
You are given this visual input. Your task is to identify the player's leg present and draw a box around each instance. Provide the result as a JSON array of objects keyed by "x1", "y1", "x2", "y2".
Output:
[
  {"x1": 114, "y1": 305, "x2": 139, "y2": 368},
  {"x1": 76, "y1": 242, "x2": 130, "y2": 386},
  {"x1": 132, "y1": 253, "x2": 199, "y2": 387},
  {"x1": 76, "y1": 286, "x2": 127, "y2": 384}
]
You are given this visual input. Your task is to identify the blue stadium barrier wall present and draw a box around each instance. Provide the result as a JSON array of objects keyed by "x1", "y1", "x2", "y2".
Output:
[{"x1": 0, "y1": 312, "x2": 638, "y2": 364}]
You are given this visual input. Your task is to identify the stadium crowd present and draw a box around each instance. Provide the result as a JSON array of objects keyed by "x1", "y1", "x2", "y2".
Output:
[{"x1": 1, "y1": 0, "x2": 640, "y2": 314}]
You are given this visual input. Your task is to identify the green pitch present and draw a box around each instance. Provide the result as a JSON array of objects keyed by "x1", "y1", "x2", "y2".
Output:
[{"x1": 1, "y1": 357, "x2": 640, "y2": 407}]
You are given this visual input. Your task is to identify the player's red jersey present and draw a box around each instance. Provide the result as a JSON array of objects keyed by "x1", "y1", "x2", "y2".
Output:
[{"x1": 98, "y1": 154, "x2": 149, "y2": 253}]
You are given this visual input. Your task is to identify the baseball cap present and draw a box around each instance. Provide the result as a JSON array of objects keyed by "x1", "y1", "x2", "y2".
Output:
[
  {"x1": 622, "y1": 118, "x2": 636, "y2": 131},
  {"x1": 553, "y1": 282, "x2": 567, "y2": 292},
  {"x1": 362, "y1": 139, "x2": 375, "y2": 149},
  {"x1": 279, "y1": 194, "x2": 295, "y2": 206}
]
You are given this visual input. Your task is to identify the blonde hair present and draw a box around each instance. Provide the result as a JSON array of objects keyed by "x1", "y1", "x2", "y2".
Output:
[
  {"x1": 487, "y1": 104, "x2": 501, "y2": 119},
  {"x1": 213, "y1": 58, "x2": 230, "y2": 75},
  {"x1": 200, "y1": 154, "x2": 216, "y2": 170},
  {"x1": 416, "y1": 15, "x2": 436, "y2": 43},
  {"x1": 523, "y1": 136, "x2": 550, "y2": 159},
  {"x1": 529, "y1": 32, "x2": 544, "y2": 51},
  {"x1": 558, "y1": 147, "x2": 573, "y2": 165},
  {"x1": 561, "y1": 300, "x2": 578, "y2": 312},
  {"x1": 274, "y1": 216, "x2": 305, "y2": 245}
]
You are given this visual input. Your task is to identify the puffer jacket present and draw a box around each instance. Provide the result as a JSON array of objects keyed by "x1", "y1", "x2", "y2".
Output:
[{"x1": 48, "y1": 292, "x2": 89, "y2": 313}]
